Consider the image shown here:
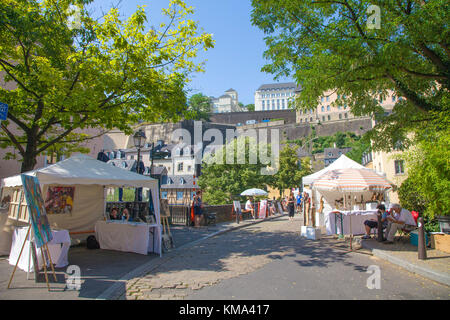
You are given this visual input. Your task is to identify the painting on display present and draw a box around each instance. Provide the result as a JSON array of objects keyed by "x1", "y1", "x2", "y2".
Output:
[
  {"x1": 21, "y1": 175, "x2": 53, "y2": 248},
  {"x1": 44, "y1": 186, "x2": 75, "y2": 214},
  {"x1": 259, "y1": 200, "x2": 267, "y2": 219}
]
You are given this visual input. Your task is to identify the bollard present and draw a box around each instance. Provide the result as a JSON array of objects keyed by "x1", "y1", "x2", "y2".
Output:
[
  {"x1": 418, "y1": 217, "x2": 427, "y2": 260},
  {"x1": 377, "y1": 211, "x2": 384, "y2": 242}
]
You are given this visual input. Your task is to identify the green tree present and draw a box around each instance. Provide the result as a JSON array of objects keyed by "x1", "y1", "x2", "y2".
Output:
[
  {"x1": 251, "y1": 0, "x2": 449, "y2": 151},
  {"x1": 268, "y1": 145, "x2": 312, "y2": 196},
  {"x1": 198, "y1": 136, "x2": 273, "y2": 205},
  {"x1": 0, "y1": 0, "x2": 214, "y2": 172},
  {"x1": 187, "y1": 93, "x2": 211, "y2": 121},
  {"x1": 401, "y1": 123, "x2": 450, "y2": 218},
  {"x1": 245, "y1": 104, "x2": 255, "y2": 112}
]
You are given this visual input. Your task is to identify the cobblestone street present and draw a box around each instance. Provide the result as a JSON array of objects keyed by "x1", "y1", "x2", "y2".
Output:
[{"x1": 122, "y1": 215, "x2": 449, "y2": 300}]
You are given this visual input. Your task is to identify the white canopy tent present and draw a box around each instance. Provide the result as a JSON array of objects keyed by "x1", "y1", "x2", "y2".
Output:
[
  {"x1": 0, "y1": 154, "x2": 161, "y2": 255},
  {"x1": 302, "y1": 155, "x2": 367, "y2": 187},
  {"x1": 302, "y1": 155, "x2": 389, "y2": 228}
]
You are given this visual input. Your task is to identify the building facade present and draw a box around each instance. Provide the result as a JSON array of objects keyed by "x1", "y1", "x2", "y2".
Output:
[
  {"x1": 210, "y1": 88, "x2": 243, "y2": 113},
  {"x1": 254, "y1": 82, "x2": 301, "y2": 112},
  {"x1": 296, "y1": 90, "x2": 400, "y2": 124}
]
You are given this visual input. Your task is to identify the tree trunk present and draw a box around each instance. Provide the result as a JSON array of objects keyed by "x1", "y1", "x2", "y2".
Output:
[
  {"x1": 21, "y1": 152, "x2": 37, "y2": 173},
  {"x1": 20, "y1": 139, "x2": 38, "y2": 173}
]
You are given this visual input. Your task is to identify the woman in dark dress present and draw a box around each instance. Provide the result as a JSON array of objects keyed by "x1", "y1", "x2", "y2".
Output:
[{"x1": 287, "y1": 192, "x2": 295, "y2": 221}]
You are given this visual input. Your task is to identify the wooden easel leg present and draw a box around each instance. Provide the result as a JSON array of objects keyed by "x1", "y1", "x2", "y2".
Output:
[
  {"x1": 40, "y1": 247, "x2": 50, "y2": 291},
  {"x1": 7, "y1": 226, "x2": 31, "y2": 289},
  {"x1": 44, "y1": 244, "x2": 57, "y2": 281}
]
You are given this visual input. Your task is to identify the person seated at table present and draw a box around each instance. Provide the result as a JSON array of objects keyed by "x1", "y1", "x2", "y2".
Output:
[
  {"x1": 362, "y1": 204, "x2": 388, "y2": 239},
  {"x1": 109, "y1": 207, "x2": 120, "y2": 220},
  {"x1": 242, "y1": 197, "x2": 255, "y2": 219},
  {"x1": 384, "y1": 203, "x2": 415, "y2": 244}
]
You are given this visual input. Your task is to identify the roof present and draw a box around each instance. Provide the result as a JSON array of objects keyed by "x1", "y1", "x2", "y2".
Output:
[
  {"x1": 151, "y1": 166, "x2": 168, "y2": 176},
  {"x1": 324, "y1": 148, "x2": 352, "y2": 159},
  {"x1": 302, "y1": 154, "x2": 366, "y2": 185},
  {"x1": 2, "y1": 154, "x2": 158, "y2": 189},
  {"x1": 257, "y1": 82, "x2": 302, "y2": 91},
  {"x1": 225, "y1": 88, "x2": 237, "y2": 92},
  {"x1": 160, "y1": 175, "x2": 200, "y2": 189}
]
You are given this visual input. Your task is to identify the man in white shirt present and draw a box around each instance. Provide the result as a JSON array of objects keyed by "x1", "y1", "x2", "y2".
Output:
[
  {"x1": 384, "y1": 203, "x2": 414, "y2": 244},
  {"x1": 244, "y1": 197, "x2": 255, "y2": 220}
]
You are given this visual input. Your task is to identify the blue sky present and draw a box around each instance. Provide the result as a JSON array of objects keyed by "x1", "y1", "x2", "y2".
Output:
[{"x1": 90, "y1": 0, "x2": 292, "y2": 105}]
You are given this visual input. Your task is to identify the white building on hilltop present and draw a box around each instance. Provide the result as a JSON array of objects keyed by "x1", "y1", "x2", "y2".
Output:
[
  {"x1": 210, "y1": 88, "x2": 243, "y2": 113},
  {"x1": 254, "y1": 82, "x2": 302, "y2": 111}
]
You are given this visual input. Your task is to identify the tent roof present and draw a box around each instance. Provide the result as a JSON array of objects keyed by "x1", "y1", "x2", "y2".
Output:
[
  {"x1": 2, "y1": 154, "x2": 158, "y2": 188},
  {"x1": 302, "y1": 154, "x2": 366, "y2": 185}
]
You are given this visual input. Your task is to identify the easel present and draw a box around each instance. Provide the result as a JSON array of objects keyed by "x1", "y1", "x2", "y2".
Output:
[
  {"x1": 160, "y1": 198, "x2": 174, "y2": 251},
  {"x1": 7, "y1": 224, "x2": 57, "y2": 290}
]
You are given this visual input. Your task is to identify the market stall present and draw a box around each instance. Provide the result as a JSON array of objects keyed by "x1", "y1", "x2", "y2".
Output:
[
  {"x1": 311, "y1": 168, "x2": 392, "y2": 236},
  {"x1": 1, "y1": 154, "x2": 162, "y2": 261},
  {"x1": 302, "y1": 155, "x2": 382, "y2": 228}
]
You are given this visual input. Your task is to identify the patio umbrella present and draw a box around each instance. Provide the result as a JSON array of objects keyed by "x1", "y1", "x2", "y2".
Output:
[
  {"x1": 312, "y1": 168, "x2": 392, "y2": 192},
  {"x1": 240, "y1": 188, "x2": 268, "y2": 196}
]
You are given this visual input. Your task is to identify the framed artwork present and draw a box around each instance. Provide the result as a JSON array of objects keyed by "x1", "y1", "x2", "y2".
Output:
[
  {"x1": 21, "y1": 175, "x2": 53, "y2": 248},
  {"x1": 277, "y1": 202, "x2": 283, "y2": 215},
  {"x1": 233, "y1": 201, "x2": 242, "y2": 215},
  {"x1": 259, "y1": 200, "x2": 267, "y2": 219},
  {"x1": 44, "y1": 186, "x2": 75, "y2": 214}
]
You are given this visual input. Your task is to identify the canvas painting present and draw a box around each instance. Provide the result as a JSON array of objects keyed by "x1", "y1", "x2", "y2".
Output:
[
  {"x1": 259, "y1": 200, "x2": 267, "y2": 219},
  {"x1": 45, "y1": 186, "x2": 75, "y2": 214},
  {"x1": 277, "y1": 202, "x2": 284, "y2": 215},
  {"x1": 21, "y1": 175, "x2": 53, "y2": 248},
  {"x1": 233, "y1": 201, "x2": 242, "y2": 215}
]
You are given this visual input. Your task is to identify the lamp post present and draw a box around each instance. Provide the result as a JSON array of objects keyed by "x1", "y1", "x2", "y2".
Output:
[{"x1": 133, "y1": 129, "x2": 146, "y2": 203}]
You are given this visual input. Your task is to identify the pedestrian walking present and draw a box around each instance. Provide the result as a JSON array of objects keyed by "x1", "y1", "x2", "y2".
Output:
[
  {"x1": 287, "y1": 192, "x2": 295, "y2": 221},
  {"x1": 192, "y1": 191, "x2": 203, "y2": 227}
]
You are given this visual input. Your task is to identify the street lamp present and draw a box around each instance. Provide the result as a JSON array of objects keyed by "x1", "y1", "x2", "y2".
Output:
[
  {"x1": 133, "y1": 129, "x2": 146, "y2": 174},
  {"x1": 133, "y1": 129, "x2": 146, "y2": 205}
]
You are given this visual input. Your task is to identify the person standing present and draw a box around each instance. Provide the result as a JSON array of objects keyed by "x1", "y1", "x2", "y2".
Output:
[
  {"x1": 193, "y1": 191, "x2": 203, "y2": 227},
  {"x1": 287, "y1": 192, "x2": 295, "y2": 221},
  {"x1": 295, "y1": 192, "x2": 302, "y2": 214}
]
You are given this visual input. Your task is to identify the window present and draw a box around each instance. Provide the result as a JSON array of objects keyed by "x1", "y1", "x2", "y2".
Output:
[
  {"x1": 310, "y1": 117, "x2": 313, "y2": 122},
  {"x1": 161, "y1": 191, "x2": 168, "y2": 199},
  {"x1": 321, "y1": 106, "x2": 324, "y2": 112},
  {"x1": 394, "y1": 160, "x2": 404, "y2": 174},
  {"x1": 345, "y1": 113, "x2": 348, "y2": 118},
  {"x1": 321, "y1": 97, "x2": 324, "y2": 102},
  {"x1": 177, "y1": 162, "x2": 183, "y2": 172},
  {"x1": 392, "y1": 96, "x2": 396, "y2": 102},
  {"x1": 339, "y1": 114, "x2": 342, "y2": 120},
  {"x1": 327, "y1": 105, "x2": 330, "y2": 111},
  {"x1": 322, "y1": 116, "x2": 325, "y2": 121},
  {"x1": 326, "y1": 96, "x2": 329, "y2": 102},
  {"x1": 187, "y1": 165, "x2": 192, "y2": 172},
  {"x1": 327, "y1": 115, "x2": 331, "y2": 121},
  {"x1": 176, "y1": 191, "x2": 184, "y2": 200}
]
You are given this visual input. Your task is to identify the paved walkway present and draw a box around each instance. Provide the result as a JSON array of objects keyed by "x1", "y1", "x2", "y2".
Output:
[
  {"x1": 360, "y1": 236, "x2": 450, "y2": 286},
  {"x1": 98, "y1": 213, "x2": 288, "y2": 300}
]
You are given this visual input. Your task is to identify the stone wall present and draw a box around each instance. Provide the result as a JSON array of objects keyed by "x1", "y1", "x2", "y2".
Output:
[{"x1": 209, "y1": 110, "x2": 297, "y2": 125}]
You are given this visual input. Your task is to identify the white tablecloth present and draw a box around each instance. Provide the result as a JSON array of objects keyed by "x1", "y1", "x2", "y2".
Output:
[
  {"x1": 95, "y1": 220, "x2": 161, "y2": 256},
  {"x1": 325, "y1": 210, "x2": 378, "y2": 235},
  {"x1": 9, "y1": 227, "x2": 71, "y2": 272}
]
